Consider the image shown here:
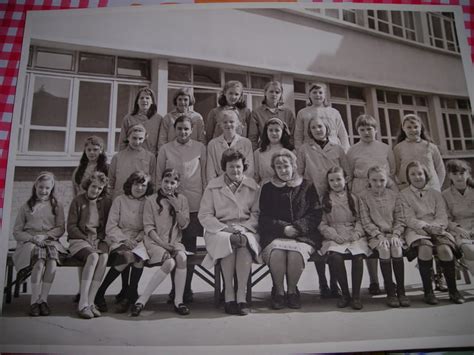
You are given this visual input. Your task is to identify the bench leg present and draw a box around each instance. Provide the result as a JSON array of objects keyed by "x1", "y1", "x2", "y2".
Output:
[
  {"x1": 214, "y1": 263, "x2": 221, "y2": 308},
  {"x1": 246, "y1": 273, "x2": 252, "y2": 304},
  {"x1": 5, "y1": 263, "x2": 13, "y2": 304},
  {"x1": 14, "y1": 273, "x2": 21, "y2": 298},
  {"x1": 22, "y1": 281, "x2": 27, "y2": 293}
]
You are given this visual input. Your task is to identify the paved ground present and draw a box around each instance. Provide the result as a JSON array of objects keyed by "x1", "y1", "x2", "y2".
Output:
[{"x1": 1, "y1": 262, "x2": 473, "y2": 355}]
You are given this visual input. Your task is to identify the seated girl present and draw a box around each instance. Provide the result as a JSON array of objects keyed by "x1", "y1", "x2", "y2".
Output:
[
  {"x1": 67, "y1": 172, "x2": 112, "y2": 319},
  {"x1": 400, "y1": 161, "x2": 464, "y2": 305},
  {"x1": 258, "y1": 149, "x2": 322, "y2": 309},
  {"x1": 94, "y1": 171, "x2": 154, "y2": 313}
]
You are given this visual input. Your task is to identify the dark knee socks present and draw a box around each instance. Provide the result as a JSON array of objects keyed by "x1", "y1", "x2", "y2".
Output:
[
  {"x1": 440, "y1": 260, "x2": 457, "y2": 293},
  {"x1": 121, "y1": 266, "x2": 130, "y2": 291},
  {"x1": 351, "y1": 256, "x2": 364, "y2": 299},
  {"x1": 185, "y1": 265, "x2": 194, "y2": 294},
  {"x1": 96, "y1": 267, "x2": 121, "y2": 299},
  {"x1": 418, "y1": 259, "x2": 434, "y2": 294},
  {"x1": 315, "y1": 260, "x2": 329, "y2": 288},
  {"x1": 329, "y1": 254, "x2": 349, "y2": 296},
  {"x1": 392, "y1": 257, "x2": 405, "y2": 295},
  {"x1": 127, "y1": 266, "x2": 144, "y2": 302},
  {"x1": 380, "y1": 259, "x2": 395, "y2": 296}
]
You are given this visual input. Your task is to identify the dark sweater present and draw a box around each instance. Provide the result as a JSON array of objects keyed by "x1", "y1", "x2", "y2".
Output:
[
  {"x1": 258, "y1": 179, "x2": 323, "y2": 250},
  {"x1": 67, "y1": 193, "x2": 112, "y2": 241}
]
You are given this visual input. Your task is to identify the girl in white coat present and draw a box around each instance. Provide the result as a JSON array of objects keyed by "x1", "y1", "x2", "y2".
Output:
[{"x1": 199, "y1": 148, "x2": 261, "y2": 316}]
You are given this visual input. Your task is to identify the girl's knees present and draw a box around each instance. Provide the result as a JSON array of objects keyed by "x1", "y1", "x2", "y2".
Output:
[
  {"x1": 269, "y1": 249, "x2": 286, "y2": 264},
  {"x1": 161, "y1": 258, "x2": 176, "y2": 274},
  {"x1": 418, "y1": 245, "x2": 433, "y2": 261},
  {"x1": 461, "y1": 244, "x2": 474, "y2": 260},
  {"x1": 175, "y1": 252, "x2": 187, "y2": 269},
  {"x1": 377, "y1": 245, "x2": 390, "y2": 260},
  {"x1": 390, "y1": 246, "x2": 403, "y2": 259},
  {"x1": 32, "y1": 259, "x2": 45, "y2": 270},
  {"x1": 86, "y1": 253, "x2": 99, "y2": 265},
  {"x1": 436, "y1": 245, "x2": 453, "y2": 261},
  {"x1": 287, "y1": 251, "x2": 304, "y2": 265}
]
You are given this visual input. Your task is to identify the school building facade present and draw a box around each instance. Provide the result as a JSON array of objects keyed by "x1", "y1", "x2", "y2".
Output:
[{"x1": 7, "y1": 6, "x2": 472, "y2": 236}]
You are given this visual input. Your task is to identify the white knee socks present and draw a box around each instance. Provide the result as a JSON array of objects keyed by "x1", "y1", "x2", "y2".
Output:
[
  {"x1": 174, "y1": 267, "x2": 186, "y2": 306},
  {"x1": 137, "y1": 268, "x2": 168, "y2": 306}
]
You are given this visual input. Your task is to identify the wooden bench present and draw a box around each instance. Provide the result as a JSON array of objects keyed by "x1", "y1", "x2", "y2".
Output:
[{"x1": 3, "y1": 247, "x2": 222, "y2": 307}]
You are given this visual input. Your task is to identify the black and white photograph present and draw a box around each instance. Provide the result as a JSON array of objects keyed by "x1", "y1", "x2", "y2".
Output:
[{"x1": 0, "y1": 3, "x2": 473, "y2": 354}]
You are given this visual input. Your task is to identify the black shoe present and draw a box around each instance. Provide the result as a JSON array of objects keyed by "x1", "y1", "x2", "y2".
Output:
[
  {"x1": 39, "y1": 302, "x2": 50, "y2": 316},
  {"x1": 337, "y1": 295, "x2": 351, "y2": 308},
  {"x1": 115, "y1": 298, "x2": 131, "y2": 313},
  {"x1": 351, "y1": 297, "x2": 363, "y2": 310},
  {"x1": 368, "y1": 283, "x2": 381, "y2": 295},
  {"x1": 224, "y1": 301, "x2": 239, "y2": 315},
  {"x1": 238, "y1": 302, "x2": 250, "y2": 316},
  {"x1": 72, "y1": 293, "x2": 80, "y2": 303},
  {"x1": 386, "y1": 296, "x2": 400, "y2": 308},
  {"x1": 174, "y1": 303, "x2": 190, "y2": 316},
  {"x1": 115, "y1": 288, "x2": 128, "y2": 303},
  {"x1": 94, "y1": 296, "x2": 108, "y2": 313},
  {"x1": 131, "y1": 303, "x2": 144, "y2": 317},
  {"x1": 330, "y1": 286, "x2": 342, "y2": 298},
  {"x1": 271, "y1": 293, "x2": 286, "y2": 310},
  {"x1": 449, "y1": 291, "x2": 465, "y2": 304},
  {"x1": 287, "y1": 292, "x2": 301, "y2": 309},
  {"x1": 29, "y1": 303, "x2": 40, "y2": 317},
  {"x1": 423, "y1": 292, "x2": 439, "y2": 305},
  {"x1": 320, "y1": 285, "x2": 331, "y2": 299}
]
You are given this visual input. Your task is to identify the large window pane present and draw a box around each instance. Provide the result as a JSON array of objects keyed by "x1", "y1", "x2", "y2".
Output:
[
  {"x1": 342, "y1": 10, "x2": 356, "y2": 24},
  {"x1": 294, "y1": 80, "x2": 306, "y2": 94},
  {"x1": 333, "y1": 103, "x2": 348, "y2": 130},
  {"x1": 418, "y1": 111, "x2": 430, "y2": 132},
  {"x1": 329, "y1": 84, "x2": 346, "y2": 99},
  {"x1": 449, "y1": 114, "x2": 460, "y2": 138},
  {"x1": 169, "y1": 63, "x2": 191, "y2": 82},
  {"x1": 117, "y1": 58, "x2": 150, "y2": 79},
  {"x1": 295, "y1": 99, "x2": 307, "y2": 116},
  {"x1": 28, "y1": 130, "x2": 65, "y2": 152},
  {"x1": 378, "y1": 108, "x2": 387, "y2": 136},
  {"x1": 460, "y1": 114, "x2": 472, "y2": 138},
  {"x1": 75, "y1": 131, "x2": 108, "y2": 152},
  {"x1": 391, "y1": 11, "x2": 402, "y2": 26},
  {"x1": 348, "y1": 86, "x2": 365, "y2": 101},
  {"x1": 386, "y1": 91, "x2": 399, "y2": 104},
  {"x1": 77, "y1": 81, "x2": 111, "y2": 128},
  {"x1": 350, "y1": 105, "x2": 365, "y2": 135},
  {"x1": 388, "y1": 109, "x2": 401, "y2": 136},
  {"x1": 194, "y1": 91, "x2": 218, "y2": 121},
  {"x1": 31, "y1": 76, "x2": 70, "y2": 126},
  {"x1": 251, "y1": 74, "x2": 272, "y2": 90},
  {"x1": 194, "y1": 66, "x2": 220, "y2": 86},
  {"x1": 78, "y1": 53, "x2": 115, "y2": 75},
  {"x1": 225, "y1": 72, "x2": 247, "y2": 87},
  {"x1": 116, "y1": 84, "x2": 144, "y2": 128},
  {"x1": 36, "y1": 50, "x2": 73, "y2": 71}
]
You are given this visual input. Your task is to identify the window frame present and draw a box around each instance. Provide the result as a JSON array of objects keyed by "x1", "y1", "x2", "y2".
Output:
[{"x1": 440, "y1": 97, "x2": 473, "y2": 153}]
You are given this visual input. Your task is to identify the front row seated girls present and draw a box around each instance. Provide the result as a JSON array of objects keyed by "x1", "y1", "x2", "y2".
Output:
[
  {"x1": 67, "y1": 172, "x2": 112, "y2": 319},
  {"x1": 199, "y1": 149, "x2": 261, "y2": 316},
  {"x1": 94, "y1": 171, "x2": 154, "y2": 314},
  {"x1": 131, "y1": 168, "x2": 191, "y2": 316},
  {"x1": 359, "y1": 166, "x2": 409, "y2": 308},
  {"x1": 400, "y1": 161, "x2": 464, "y2": 305},
  {"x1": 258, "y1": 149, "x2": 322, "y2": 310},
  {"x1": 13, "y1": 172, "x2": 67, "y2": 317},
  {"x1": 443, "y1": 159, "x2": 474, "y2": 276},
  {"x1": 318, "y1": 167, "x2": 370, "y2": 310}
]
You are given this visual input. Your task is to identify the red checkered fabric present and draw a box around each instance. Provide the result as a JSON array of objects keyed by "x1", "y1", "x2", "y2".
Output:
[{"x1": 0, "y1": 0, "x2": 473, "y2": 226}]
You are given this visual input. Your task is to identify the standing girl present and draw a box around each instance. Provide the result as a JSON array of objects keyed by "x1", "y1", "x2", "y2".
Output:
[
  {"x1": 207, "y1": 109, "x2": 254, "y2": 181},
  {"x1": 393, "y1": 114, "x2": 445, "y2": 192},
  {"x1": 158, "y1": 87, "x2": 205, "y2": 150},
  {"x1": 13, "y1": 172, "x2": 66, "y2": 316},
  {"x1": 72, "y1": 136, "x2": 108, "y2": 197},
  {"x1": 248, "y1": 81, "x2": 295, "y2": 150},
  {"x1": 67, "y1": 172, "x2": 112, "y2": 319},
  {"x1": 347, "y1": 114, "x2": 396, "y2": 295},
  {"x1": 131, "y1": 169, "x2": 191, "y2": 316},
  {"x1": 400, "y1": 161, "x2": 464, "y2": 305},
  {"x1": 319, "y1": 167, "x2": 370, "y2": 310},
  {"x1": 442, "y1": 159, "x2": 474, "y2": 276},
  {"x1": 205, "y1": 80, "x2": 251, "y2": 142},
  {"x1": 294, "y1": 82, "x2": 350, "y2": 151},
  {"x1": 157, "y1": 115, "x2": 207, "y2": 303},
  {"x1": 118, "y1": 87, "x2": 162, "y2": 156},
  {"x1": 359, "y1": 166, "x2": 409, "y2": 307},
  {"x1": 253, "y1": 117, "x2": 293, "y2": 184},
  {"x1": 297, "y1": 116, "x2": 347, "y2": 297},
  {"x1": 94, "y1": 171, "x2": 154, "y2": 313},
  {"x1": 109, "y1": 124, "x2": 156, "y2": 199}
]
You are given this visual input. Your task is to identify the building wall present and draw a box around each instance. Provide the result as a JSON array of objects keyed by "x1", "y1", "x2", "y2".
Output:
[{"x1": 30, "y1": 7, "x2": 468, "y2": 97}]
